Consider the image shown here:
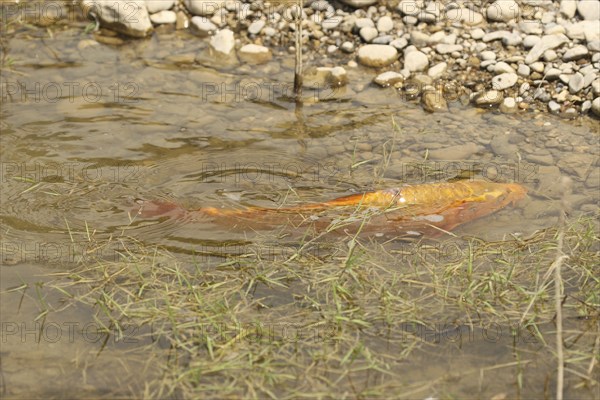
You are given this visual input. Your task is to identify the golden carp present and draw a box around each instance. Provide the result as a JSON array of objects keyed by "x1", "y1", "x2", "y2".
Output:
[{"x1": 135, "y1": 180, "x2": 527, "y2": 237}]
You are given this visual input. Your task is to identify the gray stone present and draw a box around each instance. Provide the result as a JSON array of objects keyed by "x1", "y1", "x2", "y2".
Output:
[
  {"x1": 473, "y1": 90, "x2": 504, "y2": 106},
  {"x1": 548, "y1": 100, "x2": 561, "y2": 113},
  {"x1": 150, "y1": 10, "x2": 176, "y2": 24},
  {"x1": 493, "y1": 61, "x2": 516, "y2": 74},
  {"x1": 185, "y1": 0, "x2": 225, "y2": 16},
  {"x1": 435, "y1": 44, "x2": 462, "y2": 54},
  {"x1": 543, "y1": 49, "x2": 558, "y2": 62},
  {"x1": 517, "y1": 64, "x2": 530, "y2": 76},
  {"x1": 146, "y1": 0, "x2": 174, "y2": 13},
  {"x1": 525, "y1": 34, "x2": 569, "y2": 64},
  {"x1": 480, "y1": 51, "x2": 496, "y2": 61},
  {"x1": 357, "y1": 44, "x2": 398, "y2": 67},
  {"x1": 191, "y1": 16, "x2": 217, "y2": 35},
  {"x1": 404, "y1": 50, "x2": 429, "y2": 71},
  {"x1": 530, "y1": 61, "x2": 545, "y2": 72},
  {"x1": 500, "y1": 97, "x2": 517, "y2": 113},
  {"x1": 518, "y1": 21, "x2": 543, "y2": 35},
  {"x1": 372, "y1": 35, "x2": 394, "y2": 44},
  {"x1": 377, "y1": 16, "x2": 394, "y2": 33},
  {"x1": 421, "y1": 89, "x2": 448, "y2": 113},
  {"x1": 592, "y1": 97, "x2": 600, "y2": 117},
  {"x1": 360, "y1": 26, "x2": 378, "y2": 42},
  {"x1": 398, "y1": 0, "x2": 421, "y2": 16},
  {"x1": 482, "y1": 30, "x2": 522, "y2": 46},
  {"x1": 210, "y1": 28, "x2": 234, "y2": 54},
  {"x1": 471, "y1": 28, "x2": 485, "y2": 40},
  {"x1": 355, "y1": 17, "x2": 375, "y2": 29},
  {"x1": 563, "y1": 45, "x2": 589, "y2": 61},
  {"x1": 373, "y1": 71, "x2": 404, "y2": 87},
  {"x1": 487, "y1": 0, "x2": 520, "y2": 22},
  {"x1": 339, "y1": 0, "x2": 378, "y2": 7},
  {"x1": 390, "y1": 38, "x2": 408, "y2": 50},
  {"x1": 577, "y1": 0, "x2": 600, "y2": 20},
  {"x1": 248, "y1": 20, "x2": 265, "y2": 35},
  {"x1": 559, "y1": 0, "x2": 577, "y2": 18},
  {"x1": 523, "y1": 35, "x2": 541, "y2": 48},
  {"x1": 341, "y1": 41, "x2": 355, "y2": 53},
  {"x1": 82, "y1": 0, "x2": 153, "y2": 37},
  {"x1": 569, "y1": 72, "x2": 585, "y2": 93},
  {"x1": 492, "y1": 73, "x2": 518, "y2": 90},
  {"x1": 582, "y1": 100, "x2": 592, "y2": 113},
  {"x1": 410, "y1": 31, "x2": 431, "y2": 46},
  {"x1": 427, "y1": 62, "x2": 447, "y2": 79},
  {"x1": 322, "y1": 17, "x2": 341, "y2": 30}
]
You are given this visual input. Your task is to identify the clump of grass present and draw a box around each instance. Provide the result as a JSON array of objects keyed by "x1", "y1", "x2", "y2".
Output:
[{"x1": 45, "y1": 211, "x2": 599, "y2": 398}]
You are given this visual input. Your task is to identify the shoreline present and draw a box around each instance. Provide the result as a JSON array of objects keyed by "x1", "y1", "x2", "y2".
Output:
[{"x1": 2, "y1": 0, "x2": 599, "y2": 118}]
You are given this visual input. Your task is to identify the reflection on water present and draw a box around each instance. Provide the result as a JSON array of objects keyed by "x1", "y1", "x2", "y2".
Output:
[{"x1": 1, "y1": 23, "x2": 598, "y2": 398}]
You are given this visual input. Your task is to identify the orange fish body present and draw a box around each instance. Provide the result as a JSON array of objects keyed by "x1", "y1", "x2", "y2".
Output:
[{"x1": 136, "y1": 180, "x2": 527, "y2": 237}]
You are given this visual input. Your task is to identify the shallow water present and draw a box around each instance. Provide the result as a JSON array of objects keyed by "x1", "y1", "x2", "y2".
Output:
[{"x1": 1, "y1": 22, "x2": 598, "y2": 398}]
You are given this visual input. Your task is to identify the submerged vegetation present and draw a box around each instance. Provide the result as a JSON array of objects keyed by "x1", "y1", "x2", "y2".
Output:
[{"x1": 30, "y1": 212, "x2": 598, "y2": 398}]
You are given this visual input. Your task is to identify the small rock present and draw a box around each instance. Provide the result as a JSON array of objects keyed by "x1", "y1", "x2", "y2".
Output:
[
  {"x1": 146, "y1": 0, "x2": 175, "y2": 13},
  {"x1": 592, "y1": 97, "x2": 600, "y2": 117},
  {"x1": 473, "y1": 90, "x2": 504, "y2": 106},
  {"x1": 525, "y1": 34, "x2": 569, "y2": 64},
  {"x1": 263, "y1": 27, "x2": 276, "y2": 36},
  {"x1": 377, "y1": 16, "x2": 394, "y2": 33},
  {"x1": 523, "y1": 35, "x2": 541, "y2": 48},
  {"x1": 483, "y1": 30, "x2": 522, "y2": 46},
  {"x1": 421, "y1": 89, "x2": 448, "y2": 113},
  {"x1": 373, "y1": 71, "x2": 404, "y2": 87},
  {"x1": 82, "y1": 0, "x2": 153, "y2": 37},
  {"x1": 543, "y1": 49, "x2": 558, "y2": 62},
  {"x1": 471, "y1": 28, "x2": 485, "y2": 40},
  {"x1": 360, "y1": 26, "x2": 379, "y2": 42},
  {"x1": 500, "y1": 97, "x2": 517, "y2": 113},
  {"x1": 517, "y1": 64, "x2": 530, "y2": 76},
  {"x1": 568, "y1": 72, "x2": 585, "y2": 93},
  {"x1": 548, "y1": 100, "x2": 561, "y2": 113},
  {"x1": 559, "y1": 0, "x2": 577, "y2": 18},
  {"x1": 530, "y1": 61, "x2": 545, "y2": 73},
  {"x1": 582, "y1": 100, "x2": 592, "y2": 113},
  {"x1": 184, "y1": 0, "x2": 225, "y2": 16},
  {"x1": 239, "y1": 44, "x2": 272, "y2": 64},
  {"x1": 355, "y1": 18, "x2": 375, "y2": 29},
  {"x1": 210, "y1": 28, "x2": 234, "y2": 54},
  {"x1": 492, "y1": 73, "x2": 518, "y2": 90},
  {"x1": 563, "y1": 45, "x2": 589, "y2": 61},
  {"x1": 404, "y1": 50, "x2": 429, "y2": 71},
  {"x1": 150, "y1": 10, "x2": 176, "y2": 24},
  {"x1": 487, "y1": 0, "x2": 520, "y2": 22},
  {"x1": 390, "y1": 38, "x2": 408, "y2": 50},
  {"x1": 357, "y1": 44, "x2": 398, "y2": 67},
  {"x1": 191, "y1": 16, "x2": 217, "y2": 35},
  {"x1": 248, "y1": 20, "x2": 265, "y2": 35},
  {"x1": 341, "y1": 41, "x2": 355, "y2": 53},
  {"x1": 428, "y1": 62, "x2": 447, "y2": 79},
  {"x1": 372, "y1": 35, "x2": 394, "y2": 44},
  {"x1": 480, "y1": 51, "x2": 496, "y2": 61},
  {"x1": 339, "y1": 0, "x2": 378, "y2": 7},
  {"x1": 398, "y1": 0, "x2": 421, "y2": 16},
  {"x1": 577, "y1": 0, "x2": 600, "y2": 20},
  {"x1": 435, "y1": 44, "x2": 462, "y2": 54},
  {"x1": 492, "y1": 61, "x2": 515, "y2": 74},
  {"x1": 322, "y1": 18, "x2": 341, "y2": 30}
]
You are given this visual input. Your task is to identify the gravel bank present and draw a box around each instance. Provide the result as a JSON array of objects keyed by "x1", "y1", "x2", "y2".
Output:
[{"x1": 17, "y1": 0, "x2": 600, "y2": 117}]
